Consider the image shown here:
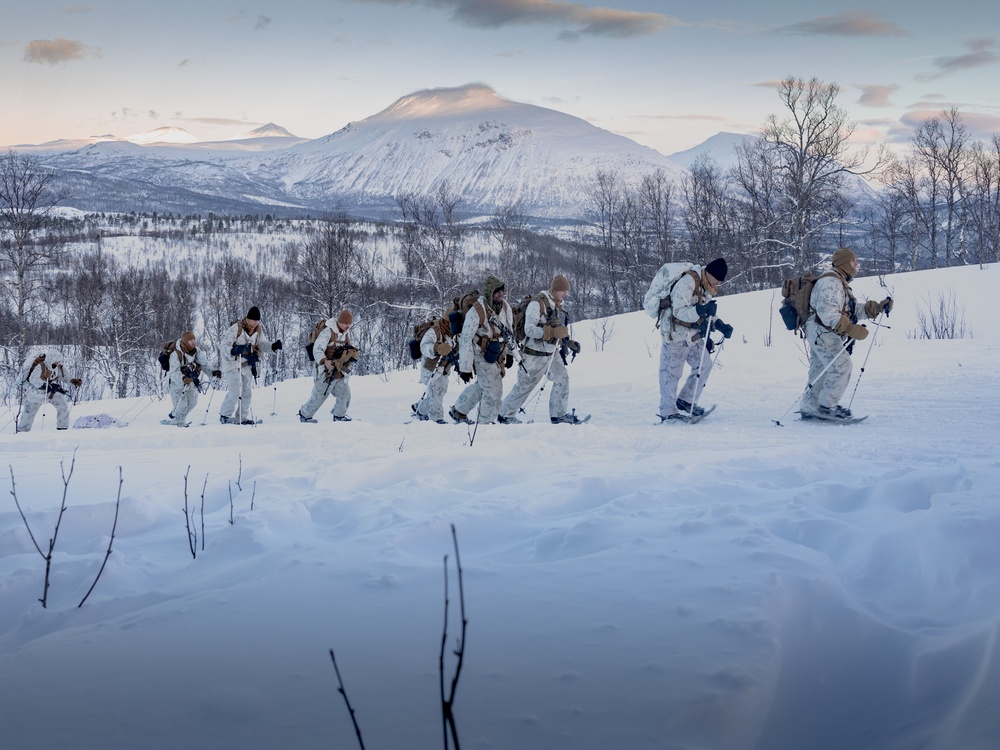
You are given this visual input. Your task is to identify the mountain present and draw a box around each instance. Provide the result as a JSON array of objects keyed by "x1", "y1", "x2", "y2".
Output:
[
  {"x1": 28, "y1": 85, "x2": 685, "y2": 219},
  {"x1": 665, "y1": 131, "x2": 754, "y2": 172},
  {"x1": 256, "y1": 84, "x2": 685, "y2": 218},
  {"x1": 127, "y1": 126, "x2": 199, "y2": 145}
]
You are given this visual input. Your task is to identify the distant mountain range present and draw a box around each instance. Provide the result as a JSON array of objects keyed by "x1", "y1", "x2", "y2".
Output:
[{"x1": 16, "y1": 85, "x2": 754, "y2": 220}]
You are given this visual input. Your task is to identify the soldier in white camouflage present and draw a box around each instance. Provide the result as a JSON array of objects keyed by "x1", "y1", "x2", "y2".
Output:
[
  {"x1": 449, "y1": 274, "x2": 516, "y2": 425},
  {"x1": 298, "y1": 309, "x2": 357, "y2": 423},
  {"x1": 498, "y1": 274, "x2": 582, "y2": 424},
  {"x1": 801, "y1": 247, "x2": 893, "y2": 421}
]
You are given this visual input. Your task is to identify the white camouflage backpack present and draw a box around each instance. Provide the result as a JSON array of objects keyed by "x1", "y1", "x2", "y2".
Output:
[{"x1": 643, "y1": 262, "x2": 701, "y2": 326}]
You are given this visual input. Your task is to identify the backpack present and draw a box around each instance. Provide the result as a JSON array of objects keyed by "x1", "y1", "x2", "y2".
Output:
[
  {"x1": 511, "y1": 293, "x2": 553, "y2": 343},
  {"x1": 157, "y1": 341, "x2": 177, "y2": 371},
  {"x1": 643, "y1": 262, "x2": 701, "y2": 327},
  {"x1": 305, "y1": 318, "x2": 328, "y2": 362},
  {"x1": 408, "y1": 319, "x2": 437, "y2": 360},
  {"x1": 779, "y1": 272, "x2": 842, "y2": 335},
  {"x1": 406, "y1": 291, "x2": 475, "y2": 360}
]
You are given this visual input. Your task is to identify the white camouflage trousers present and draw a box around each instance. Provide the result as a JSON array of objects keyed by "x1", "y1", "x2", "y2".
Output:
[
  {"x1": 18, "y1": 388, "x2": 71, "y2": 431},
  {"x1": 415, "y1": 369, "x2": 451, "y2": 422},
  {"x1": 300, "y1": 368, "x2": 351, "y2": 419},
  {"x1": 220, "y1": 367, "x2": 254, "y2": 422},
  {"x1": 801, "y1": 323, "x2": 853, "y2": 414},
  {"x1": 168, "y1": 380, "x2": 199, "y2": 425},
  {"x1": 659, "y1": 339, "x2": 712, "y2": 418},
  {"x1": 453, "y1": 349, "x2": 504, "y2": 423},
  {"x1": 500, "y1": 350, "x2": 568, "y2": 421}
]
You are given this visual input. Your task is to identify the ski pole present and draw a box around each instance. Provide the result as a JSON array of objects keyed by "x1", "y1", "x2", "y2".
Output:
[
  {"x1": 847, "y1": 312, "x2": 887, "y2": 411},
  {"x1": 201, "y1": 382, "x2": 217, "y2": 426},
  {"x1": 685, "y1": 315, "x2": 715, "y2": 414},
  {"x1": 772, "y1": 335, "x2": 853, "y2": 426},
  {"x1": 690, "y1": 331, "x2": 725, "y2": 416}
]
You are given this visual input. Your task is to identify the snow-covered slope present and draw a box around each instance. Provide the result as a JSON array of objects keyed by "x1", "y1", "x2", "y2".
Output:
[{"x1": 2, "y1": 264, "x2": 998, "y2": 749}]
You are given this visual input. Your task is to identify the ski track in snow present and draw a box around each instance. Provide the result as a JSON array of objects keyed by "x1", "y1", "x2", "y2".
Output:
[{"x1": 1, "y1": 264, "x2": 999, "y2": 749}]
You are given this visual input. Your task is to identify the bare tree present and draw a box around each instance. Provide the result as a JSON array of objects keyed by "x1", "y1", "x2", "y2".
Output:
[
  {"x1": 737, "y1": 76, "x2": 890, "y2": 272},
  {"x1": 0, "y1": 151, "x2": 65, "y2": 363}
]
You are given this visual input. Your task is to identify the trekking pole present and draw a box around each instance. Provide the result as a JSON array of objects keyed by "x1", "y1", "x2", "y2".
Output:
[
  {"x1": 846, "y1": 312, "x2": 887, "y2": 411},
  {"x1": 772, "y1": 336, "x2": 853, "y2": 426},
  {"x1": 271, "y1": 384, "x2": 277, "y2": 416},
  {"x1": 686, "y1": 315, "x2": 715, "y2": 414},
  {"x1": 201, "y1": 382, "x2": 217, "y2": 426},
  {"x1": 690, "y1": 332, "x2": 725, "y2": 416}
]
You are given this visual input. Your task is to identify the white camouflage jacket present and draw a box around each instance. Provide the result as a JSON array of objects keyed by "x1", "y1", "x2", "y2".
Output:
[
  {"x1": 312, "y1": 320, "x2": 351, "y2": 376},
  {"x1": 220, "y1": 320, "x2": 272, "y2": 373},
  {"x1": 168, "y1": 339, "x2": 212, "y2": 388},
  {"x1": 522, "y1": 291, "x2": 567, "y2": 354},
  {"x1": 458, "y1": 297, "x2": 514, "y2": 373}
]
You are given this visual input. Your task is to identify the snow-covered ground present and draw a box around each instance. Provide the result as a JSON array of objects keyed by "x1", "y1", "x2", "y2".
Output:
[{"x1": 1, "y1": 264, "x2": 998, "y2": 750}]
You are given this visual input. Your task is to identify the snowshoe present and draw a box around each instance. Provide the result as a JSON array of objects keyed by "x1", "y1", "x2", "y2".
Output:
[
  {"x1": 497, "y1": 415, "x2": 522, "y2": 424},
  {"x1": 550, "y1": 409, "x2": 590, "y2": 425},
  {"x1": 298, "y1": 411, "x2": 318, "y2": 423},
  {"x1": 676, "y1": 398, "x2": 705, "y2": 418},
  {"x1": 332, "y1": 415, "x2": 352, "y2": 422}
]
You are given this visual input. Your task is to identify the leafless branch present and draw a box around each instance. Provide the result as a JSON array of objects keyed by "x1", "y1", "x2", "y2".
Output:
[
  {"x1": 440, "y1": 524, "x2": 467, "y2": 750},
  {"x1": 78, "y1": 466, "x2": 123, "y2": 608},
  {"x1": 182, "y1": 465, "x2": 196, "y2": 559},
  {"x1": 329, "y1": 649, "x2": 366, "y2": 750}
]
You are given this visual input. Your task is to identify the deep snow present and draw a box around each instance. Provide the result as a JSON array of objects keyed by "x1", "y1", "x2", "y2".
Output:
[{"x1": 1, "y1": 264, "x2": 998, "y2": 750}]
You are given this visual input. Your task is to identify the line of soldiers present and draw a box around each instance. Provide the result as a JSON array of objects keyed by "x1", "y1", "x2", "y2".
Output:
[{"x1": 13, "y1": 249, "x2": 891, "y2": 432}]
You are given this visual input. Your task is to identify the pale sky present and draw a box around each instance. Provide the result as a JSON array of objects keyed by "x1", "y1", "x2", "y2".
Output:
[{"x1": 3, "y1": 0, "x2": 1000, "y2": 155}]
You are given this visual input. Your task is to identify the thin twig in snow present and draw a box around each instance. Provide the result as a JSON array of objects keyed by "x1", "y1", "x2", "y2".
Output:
[{"x1": 78, "y1": 466, "x2": 123, "y2": 608}]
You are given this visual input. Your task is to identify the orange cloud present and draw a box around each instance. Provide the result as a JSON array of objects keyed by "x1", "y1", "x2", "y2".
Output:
[{"x1": 23, "y1": 38, "x2": 89, "y2": 64}]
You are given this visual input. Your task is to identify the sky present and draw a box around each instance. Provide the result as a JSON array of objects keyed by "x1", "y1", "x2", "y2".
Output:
[{"x1": 3, "y1": 0, "x2": 1000, "y2": 155}]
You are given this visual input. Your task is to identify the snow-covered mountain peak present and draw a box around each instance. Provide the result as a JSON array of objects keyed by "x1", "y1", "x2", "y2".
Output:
[
  {"x1": 243, "y1": 122, "x2": 297, "y2": 139},
  {"x1": 372, "y1": 84, "x2": 509, "y2": 122},
  {"x1": 127, "y1": 126, "x2": 198, "y2": 145}
]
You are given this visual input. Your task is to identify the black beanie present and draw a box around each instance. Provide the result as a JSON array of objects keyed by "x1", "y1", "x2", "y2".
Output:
[
  {"x1": 705, "y1": 258, "x2": 728, "y2": 282},
  {"x1": 246, "y1": 306, "x2": 261, "y2": 321}
]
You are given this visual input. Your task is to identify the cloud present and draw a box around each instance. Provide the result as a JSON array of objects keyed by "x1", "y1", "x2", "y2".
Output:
[
  {"x1": 893, "y1": 108, "x2": 1000, "y2": 143},
  {"x1": 857, "y1": 84, "x2": 900, "y2": 107},
  {"x1": 636, "y1": 113, "x2": 728, "y2": 122},
  {"x1": 916, "y1": 38, "x2": 999, "y2": 81},
  {"x1": 23, "y1": 38, "x2": 90, "y2": 64},
  {"x1": 772, "y1": 11, "x2": 907, "y2": 38},
  {"x1": 254, "y1": 15, "x2": 272, "y2": 30},
  {"x1": 345, "y1": 0, "x2": 673, "y2": 38},
  {"x1": 178, "y1": 58, "x2": 192, "y2": 67},
  {"x1": 176, "y1": 116, "x2": 261, "y2": 128}
]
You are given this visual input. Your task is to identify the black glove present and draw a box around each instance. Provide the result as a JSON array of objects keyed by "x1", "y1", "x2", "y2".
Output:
[
  {"x1": 706, "y1": 337, "x2": 716, "y2": 354},
  {"x1": 695, "y1": 300, "x2": 718, "y2": 318},
  {"x1": 882, "y1": 297, "x2": 894, "y2": 317},
  {"x1": 460, "y1": 371, "x2": 473, "y2": 383},
  {"x1": 230, "y1": 344, "x2": 247, "y2": 357},
  {"x1": 211, "y1": 370, "x2": 222, "y2": 379},
  {"x1": 504, "y1": 354, "x2": 514, "y2": 369},
  {"x1": 271, "y1": 340, "x2": 283, "y2": 352},
  {"x1": 713, "y1": 319, "x2": 734, "y2": 339},
  {"x1": 567, "y1": 340, "x2": 581, "y2": 354},
  {"x1": 696, "y1": 319, "x2": 710, "y2": 339}
]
